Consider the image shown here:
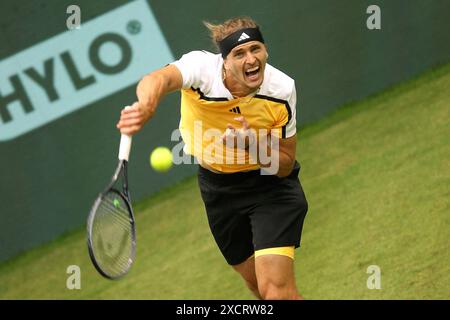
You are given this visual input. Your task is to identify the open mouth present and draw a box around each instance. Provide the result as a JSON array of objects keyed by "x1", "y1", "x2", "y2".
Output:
[{"x1": 244, "y1": 66, "x2": 260, "y2": 81}]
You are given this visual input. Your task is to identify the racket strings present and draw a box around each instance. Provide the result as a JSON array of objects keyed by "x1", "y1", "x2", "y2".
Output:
[
  {"x1": 101, "y1": 199, "x2": 132, "y2": 228},
  {"x1": 91, "y1": 192, "x2": 134, "y2": 277}
]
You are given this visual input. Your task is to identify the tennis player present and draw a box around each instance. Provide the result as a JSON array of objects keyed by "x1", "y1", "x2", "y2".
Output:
[{"x1": 117, "y1": 17, "x2": 308, "y2": 300}]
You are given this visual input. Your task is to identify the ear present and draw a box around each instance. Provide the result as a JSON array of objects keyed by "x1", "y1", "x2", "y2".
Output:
[
  {"x1": 223, "y1": 59, "x2": 230, "y2": 70},
  {"x1": 263, "y1": 44, "x2": 269, "y2": 60}
]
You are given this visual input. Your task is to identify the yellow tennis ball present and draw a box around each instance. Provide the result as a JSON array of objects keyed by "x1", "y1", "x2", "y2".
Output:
[{"x1": 150, "y1": 147, "x2": 173, "y2": 172}]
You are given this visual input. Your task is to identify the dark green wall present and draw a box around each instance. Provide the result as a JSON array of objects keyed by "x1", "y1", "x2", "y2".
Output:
[{"x1": 0, "y1": 0, "x2": 449, "y2": 262}]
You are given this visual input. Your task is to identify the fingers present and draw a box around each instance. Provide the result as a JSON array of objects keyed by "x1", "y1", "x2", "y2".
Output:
[
  {"x1": 117, "y1": 117, "x2": 142, "y2": 127},
  {"x1": 116, "y1": 102, "x2": 148, "y2": 134},
  {"x1": 234, "y1": 116, "x2": 249, "y2": 130},
  {"x1": 125, "y1": 102, "x2": 140, "y2": 112},
  {"x1": 221, "y1": 124, "x2": 236, "y2": 144},
  {"x1": 121, "y1": 106, "x2": 139, "y2": 117},
  {"x1": 119, "y1": 125, "x2": 141, "y2": 135},
  {"x1": 223, "y1": 116, "x2": 255, "y2": 149},
  {"x1": 119, "y1": 111, "x2": 142, "y2": 121},
  {"x1": 233, "y1": 116, "x2": 251, "y2": 139},
  {"x1": 131, "y1": 101, "x2": 139, "y2": 109}
]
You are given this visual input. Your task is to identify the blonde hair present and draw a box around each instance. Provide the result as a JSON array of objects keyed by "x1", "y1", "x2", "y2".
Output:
[{"x1": 203, "y1": 17, "x2": 259, "y2": 50}]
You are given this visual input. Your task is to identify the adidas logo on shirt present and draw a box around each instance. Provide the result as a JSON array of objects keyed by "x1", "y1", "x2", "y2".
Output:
[
  {"x1": 238, "y1": 32, "x2": 250, "y2": 41},
  {"x1": 229, "y1": 106, "x2": 241, "y2": 114}
]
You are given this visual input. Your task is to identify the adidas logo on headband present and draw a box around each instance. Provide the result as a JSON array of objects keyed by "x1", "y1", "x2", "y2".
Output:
[{"x1": 238, "y1": 32, "x2": 250, "y2": 41}]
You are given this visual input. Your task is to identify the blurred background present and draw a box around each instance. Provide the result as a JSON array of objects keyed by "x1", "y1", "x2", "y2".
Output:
[{"x1": 0, "y1": 0, "x2": 449, "y2": 299}]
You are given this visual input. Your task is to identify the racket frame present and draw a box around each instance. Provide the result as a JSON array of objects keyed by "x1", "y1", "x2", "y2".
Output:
[{"x1": 87, "y1": 159, "x2": 136, "y2": 280}]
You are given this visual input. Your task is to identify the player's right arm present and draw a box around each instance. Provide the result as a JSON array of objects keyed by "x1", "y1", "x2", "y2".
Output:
[{"x1": 116, "y1": 64, "x2": 183, "y2": 135}]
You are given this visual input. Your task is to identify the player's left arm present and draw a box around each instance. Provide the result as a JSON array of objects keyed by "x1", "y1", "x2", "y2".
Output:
[
  {"x1": 274, "y1": 80, "x2": 298, "y2": 177},
  {"x1": 256, "y1": 132, "x2": 296, "y2": 177},
  {"x1": 276, "y1": 134, "x2": 297, "y2": 177}
]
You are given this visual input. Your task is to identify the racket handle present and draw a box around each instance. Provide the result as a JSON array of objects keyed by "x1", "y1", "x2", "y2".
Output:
[
  {"x1": 118, "y1": 105, "x2": 134, "y2": 161},
  {"x1": 119, "y1": 134, "x2": 132, "y2": 161}
]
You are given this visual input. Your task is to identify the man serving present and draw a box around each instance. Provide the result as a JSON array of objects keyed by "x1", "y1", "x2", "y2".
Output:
[{"x1": 117, "y1": 17, "x2": 308, "y2": 300}]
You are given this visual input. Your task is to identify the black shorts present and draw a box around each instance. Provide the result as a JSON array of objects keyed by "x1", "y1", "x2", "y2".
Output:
[{"x1": 197, "y1": 161, "x2": 308, "y2": 265}]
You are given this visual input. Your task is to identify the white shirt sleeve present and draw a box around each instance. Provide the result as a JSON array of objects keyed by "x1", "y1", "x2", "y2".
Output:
[
  {"x1": 284, "y1": 83, "x2": 297, "y2": 138},
  {"x1": 170, "y1": 51, "x2": 213, "y2": 89}
]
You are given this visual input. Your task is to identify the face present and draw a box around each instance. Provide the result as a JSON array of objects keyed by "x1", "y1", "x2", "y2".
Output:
[{"x1": 223, "y1": 41, "x2": 268, "y2": 93}]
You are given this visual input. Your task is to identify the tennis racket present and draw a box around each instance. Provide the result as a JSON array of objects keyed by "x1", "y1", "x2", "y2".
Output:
[{"x1": 87, "y1": 107, "x2": 136, "y2": 280}]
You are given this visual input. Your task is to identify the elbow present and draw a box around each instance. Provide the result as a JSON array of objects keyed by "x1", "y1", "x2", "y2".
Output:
[{"x1": 276, "y1": 158, "x2": 295, "y2": 178}]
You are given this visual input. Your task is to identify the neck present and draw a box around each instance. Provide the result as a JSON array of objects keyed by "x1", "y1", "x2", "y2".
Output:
[{"x1": 223, "y1": 68, "x2": 256, "y2": 98}]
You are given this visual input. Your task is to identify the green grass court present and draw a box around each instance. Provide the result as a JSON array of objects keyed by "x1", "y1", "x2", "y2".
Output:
[{"x1": 0, "y1": 61, "x2": 449, "y2": 300}]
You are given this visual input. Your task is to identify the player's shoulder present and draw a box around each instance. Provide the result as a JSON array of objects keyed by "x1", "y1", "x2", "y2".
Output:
[
  {"x1": 259, "y1": 63, "x2": 295, "y2": 101},
  {"x1": 174, "y1": 50, "x2": 222, "y2": 90},
  {"x1": 178, "y1": 50, "x2": 221, "y2": 66}
]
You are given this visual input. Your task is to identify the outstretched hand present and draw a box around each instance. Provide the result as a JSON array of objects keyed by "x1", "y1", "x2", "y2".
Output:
[{"x1": 221, "y1": 116, "x2": 256, "y2": 149}]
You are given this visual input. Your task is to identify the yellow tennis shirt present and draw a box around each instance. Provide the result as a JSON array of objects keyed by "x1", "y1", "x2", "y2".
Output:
[{"x1": 171, "y1": 51, "x2": 297, "y2": 173}]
